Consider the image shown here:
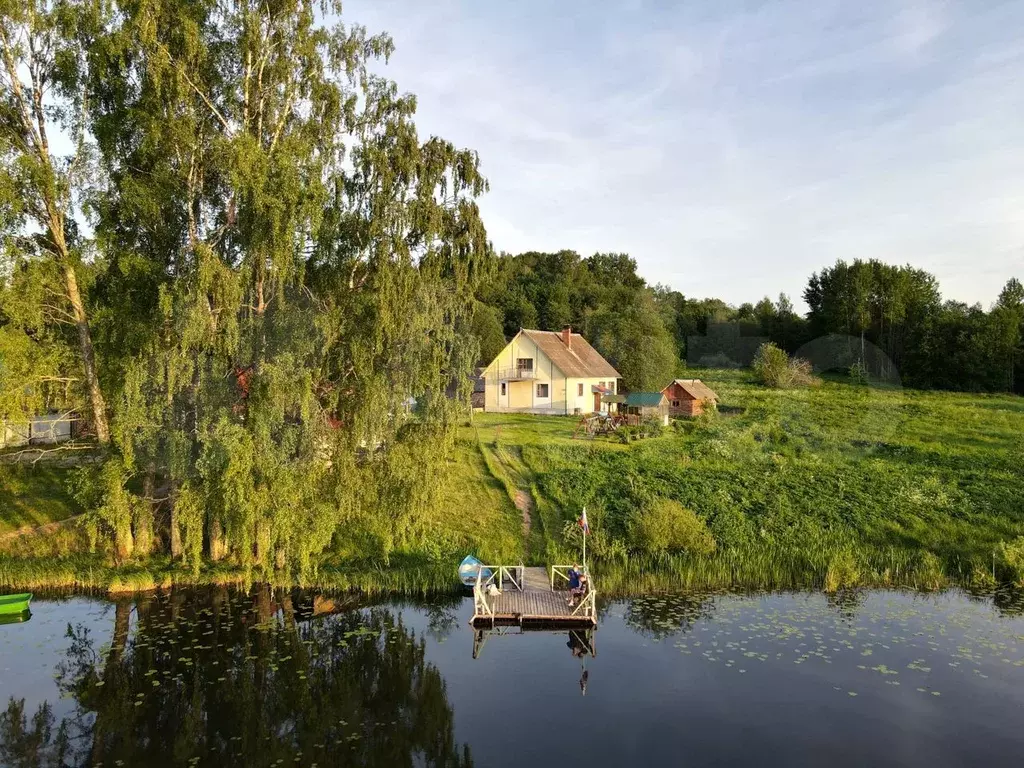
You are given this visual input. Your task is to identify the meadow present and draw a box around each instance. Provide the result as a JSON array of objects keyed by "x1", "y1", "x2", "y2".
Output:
[
  {"x1": 453, "y1": 370, "x2": 1024, "y2": 591},
  {"x1": 2, "y1": 370, "x2": 1023, "y2": 592}
]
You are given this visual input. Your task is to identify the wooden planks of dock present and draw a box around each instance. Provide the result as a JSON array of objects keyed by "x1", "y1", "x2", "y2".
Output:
[{"x1": 472, "y1": 565, "x2": 596, "y2": 626}]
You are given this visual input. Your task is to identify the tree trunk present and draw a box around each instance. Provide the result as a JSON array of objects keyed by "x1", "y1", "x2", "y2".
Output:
[
  {"x1": 209, "y1": 516, "x2": 226, "y2": 561},
  {"x1": 255, "y1": 520, "x2": 272, "y2": 567},
  {"x1": 115, "y1": 525, "x2": 135, "y2": 562},
  {"x1": 62, "y1": 260, "x2": 110, "y2": 444},
  {"x1": 133, "y1": 507, "x2": 154, "y2": 557},
  {"x1": 135, "y1": 462, "x2": 156, "y2": 556},
  {"x1": 169, "y1": 482, "x2": 183, "y2": 558},
  {"x1": 89, "y1": 600, "x2": 132, "y2": 763}
]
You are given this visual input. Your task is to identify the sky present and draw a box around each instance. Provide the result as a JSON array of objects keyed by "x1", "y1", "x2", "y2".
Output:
[{"x1": 341, "y1": 0, "x2": 1024, "y2": 310}]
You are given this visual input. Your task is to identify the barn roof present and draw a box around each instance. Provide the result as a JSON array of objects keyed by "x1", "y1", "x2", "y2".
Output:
[
  {"x1": 520, "y1": 329, "x2": 620, "y2": 379},
  {"x1": 667, "y1": 379, "x2": 719, "y2": 401},
  {"x1": 625, "y1": 392, "x2": 667, "y2": 407}
]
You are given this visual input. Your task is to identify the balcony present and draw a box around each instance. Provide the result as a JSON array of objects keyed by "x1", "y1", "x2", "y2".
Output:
[{"x1": 495, "y1": 366, "x2": 538, "y2": 381}]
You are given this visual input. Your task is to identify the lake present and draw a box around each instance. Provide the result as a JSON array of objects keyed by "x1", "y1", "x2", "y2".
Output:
[{"x1": 2, "y1": 587, "x2": 1023, "y2": 767}]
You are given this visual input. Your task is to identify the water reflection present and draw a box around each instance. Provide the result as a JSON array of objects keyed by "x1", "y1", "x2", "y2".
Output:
[
  {"x1": 623, "y1": 591, "x2": 715, "y2": 637},
  {"x1": 2, "y1": 587, "x2": 472, "y2": 767},
  {"x1": 4, "y1": 586, "x2": 1024, "y2": 767}
]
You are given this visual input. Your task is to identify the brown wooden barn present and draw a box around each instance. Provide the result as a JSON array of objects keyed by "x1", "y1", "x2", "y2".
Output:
[{"x1": 661, "y1": 379, "x2": 719, "y2": 417}]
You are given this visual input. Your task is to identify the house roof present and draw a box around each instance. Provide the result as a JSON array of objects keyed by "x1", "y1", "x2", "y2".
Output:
[
  {"x1": 667, "y1": 379, "x2": 718, "y2": 401},
  {"x1": 519, "y1": 329, "x2": 620, "y2": 379},
  {"x1": 625, "y1": 392, "x2": 667, "y2": 407}
]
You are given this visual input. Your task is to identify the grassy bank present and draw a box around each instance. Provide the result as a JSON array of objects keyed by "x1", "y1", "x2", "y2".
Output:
[
  {"x1": 3, "y1": 370, "x2": 1024, "y2": 593},
  {"x1": 0, "y1": 463, "x2": 82, "y2": 535},
  {"x1": 0, "y1": 554, "x2": 461, "y2": 595},
  {"x1": 460, "y1": 370, "x2": 1024, "y2": 590}
]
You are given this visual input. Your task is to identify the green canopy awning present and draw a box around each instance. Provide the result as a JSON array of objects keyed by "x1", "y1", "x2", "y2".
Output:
[{"x1": 625, "y1": 392, "x2": 666, "y2": 407}]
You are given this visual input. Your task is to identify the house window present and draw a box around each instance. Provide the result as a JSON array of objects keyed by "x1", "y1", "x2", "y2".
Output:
[
  {"x1": 537, "y1": 383, "x2": 549, "y2": 398},
  {"x1": 577, "y1": 383, "x2": 584, "y2": 396},
  {"x1": 500, "y1": 382, "x2": 506, "y2": 396},
  {"x1": 516, "y1": 358, "x2": 533, "y2": 372},
  {"x1": 599, "y1": 381, "x2": 605, "y2": 389},
  {"x1": 672, "y1": 400, "x2": 680, "y2": 407}
]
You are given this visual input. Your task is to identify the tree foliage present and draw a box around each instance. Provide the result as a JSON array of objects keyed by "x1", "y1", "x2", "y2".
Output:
[
  {"x1": 2, "y1": 0, "x2": 491, "y2": 574},
  {"x1": 0, "y1": 0, "x2": 111, "y2": 441}
]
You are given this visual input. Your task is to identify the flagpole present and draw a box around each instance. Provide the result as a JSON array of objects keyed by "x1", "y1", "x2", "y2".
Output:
[{"x1": 582, "y1": 506, "x2": 587, "y2": 572}]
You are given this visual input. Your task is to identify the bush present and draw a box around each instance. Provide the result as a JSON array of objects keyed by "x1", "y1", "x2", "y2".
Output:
[
  {"x1": 848, "y1": 360, "x2": 870, "y2": 385},
  {"x1": 998, "y1": 537, "x2": 1024, "y2": 585},
  {"x1": 752, "y1": 342, "x2": 817, "y2": 389},
  {"x1": 628, "y1": 498, "x2": 716, "y2": 556},
  {"x1": 824, "y1": 549, "x2": 861, "y2": 592},
  {"x1": 642, "y1": 417, "x2": 664, "y2": 438},
  {"x1": 915, "y1": 551, "x2": 945, "y2": 590}
]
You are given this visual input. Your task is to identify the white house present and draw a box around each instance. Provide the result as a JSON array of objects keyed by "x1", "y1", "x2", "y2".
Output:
[{"x1": 483, "y1": 327, "x2": 621, "y2": 415}]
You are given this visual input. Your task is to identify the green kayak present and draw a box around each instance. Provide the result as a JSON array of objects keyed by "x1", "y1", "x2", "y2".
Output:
[{"x1": 0, "y1": 593, "x2": 32, "y2": 615}]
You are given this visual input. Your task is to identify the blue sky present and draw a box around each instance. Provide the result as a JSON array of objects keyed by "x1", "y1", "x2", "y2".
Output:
[{"x1": 342, "y1": 0, "x2": 1024, "y2": 310}]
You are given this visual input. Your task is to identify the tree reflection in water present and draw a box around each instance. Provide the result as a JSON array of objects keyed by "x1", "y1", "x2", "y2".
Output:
[{"x1": 1, "y1": 587, "x2": 473, "y2": 767}]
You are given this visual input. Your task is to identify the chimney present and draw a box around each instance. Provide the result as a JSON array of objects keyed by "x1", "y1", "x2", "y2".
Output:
[{"x1": 561, "y1": 325, "x2": 572, "y2": 350}]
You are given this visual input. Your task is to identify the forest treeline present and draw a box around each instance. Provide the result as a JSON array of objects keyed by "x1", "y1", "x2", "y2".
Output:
[
  {"x1": 0, "y1": 1, "x2": 1021, "y2": 575},
  {"x1": 471, "y1": 251, "x2": 1024, "y2": 394}
]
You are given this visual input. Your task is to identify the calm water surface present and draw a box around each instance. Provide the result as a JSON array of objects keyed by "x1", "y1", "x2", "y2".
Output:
[{"x1": 1, "y1": 588, "x2": 1023, "y2": 767}]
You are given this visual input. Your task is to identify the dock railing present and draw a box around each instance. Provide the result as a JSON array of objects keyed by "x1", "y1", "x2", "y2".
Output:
[
  {"x1": 472, "y1": 564, "x2": 524, "y2": 626},
  {"x1": 550, "y1": 564, "x2": 597, "y2": 623}
]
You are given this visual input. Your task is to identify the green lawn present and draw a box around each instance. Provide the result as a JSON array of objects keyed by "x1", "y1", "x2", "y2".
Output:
[
  {"x1": 0, "y1": 463, "x2": 82, "y2": 535},
  {"x1": 450, "y1": 370, "x2": 1024, "y2": 587},
  {"x1": 436, "y1": 431, "x2": 522, "y2": 562}
]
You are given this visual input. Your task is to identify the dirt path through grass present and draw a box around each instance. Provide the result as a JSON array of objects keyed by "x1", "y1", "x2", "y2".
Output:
[
  {"x1": 482, "y1": 439, "x2": 543, "y2": 559},
  {"x1": 513, "y1": 489, "x2": 534, "y2": 538}
]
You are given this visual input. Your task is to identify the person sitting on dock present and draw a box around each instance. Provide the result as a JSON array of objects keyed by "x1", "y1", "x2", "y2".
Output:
[{"x1": 567, "y1": 565, "x2": 586, "y2": 607}]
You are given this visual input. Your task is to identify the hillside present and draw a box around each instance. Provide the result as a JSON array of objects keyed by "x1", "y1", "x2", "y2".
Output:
[
  {"x1": 451, "y1": 370, "x2": 1024, "y2": 589},
  {"x1": 3, "y1": 370, "x2": 1023, "y2": 591}
]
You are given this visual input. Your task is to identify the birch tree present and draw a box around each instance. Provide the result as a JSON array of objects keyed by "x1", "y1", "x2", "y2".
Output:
[{"x1": 0, "y1": 0, "x2": 111, "y2": 442}]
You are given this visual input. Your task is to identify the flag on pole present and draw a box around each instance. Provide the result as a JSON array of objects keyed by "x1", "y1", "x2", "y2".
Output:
[{"x1": 579, "y1": 506, "x2": 589, "y2": 535}]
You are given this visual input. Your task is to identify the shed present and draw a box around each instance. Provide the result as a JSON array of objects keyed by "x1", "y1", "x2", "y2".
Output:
[
  {"x1": 661, "y1": 379, "x2": 718, "y2": 417},
  {"x1": 624, "y1": 392, "x2": 669, "y2": 426},
  {"x1": 600, "y1": 393, "x2": 626, "y2": 413},
  {"x1": 1, "y1": 413, "x2": 76, "y2": 448}
]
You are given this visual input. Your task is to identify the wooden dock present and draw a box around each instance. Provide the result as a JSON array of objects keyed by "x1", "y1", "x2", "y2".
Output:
[{"x1": 470, "y1": 564, "x2": 597, "y2": 627}]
